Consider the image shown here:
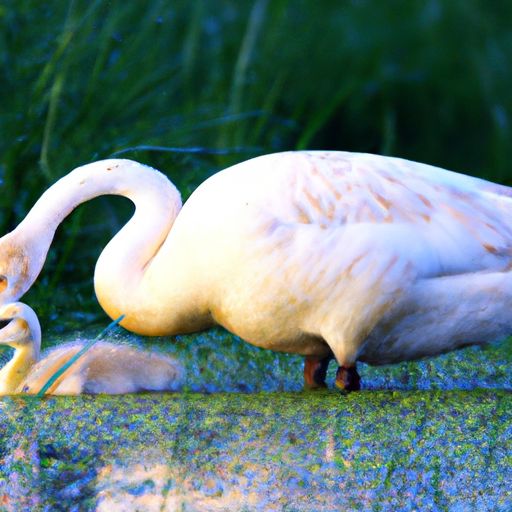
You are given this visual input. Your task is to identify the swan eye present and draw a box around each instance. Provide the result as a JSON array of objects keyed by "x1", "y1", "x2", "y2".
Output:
[
  {"x1": 22, "y1": 385, "x2": 29, "y2": 392},
  {"x1": 0, "y1": 275, "x2": 7, "y2": 292},
  {"x1": 0, "y1": 319, "x2": 11, "y2": 329}
]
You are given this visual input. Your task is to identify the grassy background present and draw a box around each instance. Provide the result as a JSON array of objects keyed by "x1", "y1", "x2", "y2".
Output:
[{"x1": 1, "y1": 0, "x2": 511, "y2": 322}]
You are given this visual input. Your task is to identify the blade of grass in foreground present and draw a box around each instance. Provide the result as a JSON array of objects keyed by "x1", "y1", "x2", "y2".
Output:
[{"x1": 36, "y1": 314, "x2": 125, "y2": 397}]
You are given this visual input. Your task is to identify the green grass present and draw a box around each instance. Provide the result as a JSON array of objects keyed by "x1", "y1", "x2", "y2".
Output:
[
  {"x1": 0, "y1": 325, "x2": 511, "y2": 509},
  {"x1": 1, "y1": 390, "x2": 511, "y2": 510},
  {"x1": 1, "y1": 1, "x2": 511, "y2": 320}
]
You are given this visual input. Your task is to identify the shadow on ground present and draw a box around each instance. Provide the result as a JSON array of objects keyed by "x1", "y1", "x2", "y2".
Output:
[{"x1": 0, "y1": 327, "x2": 511, "y2": 510}]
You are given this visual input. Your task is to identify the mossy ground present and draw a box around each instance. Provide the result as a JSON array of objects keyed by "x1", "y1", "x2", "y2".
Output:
[{"x1": 0, "y1": 327, "x2": 511, "y2": 511}]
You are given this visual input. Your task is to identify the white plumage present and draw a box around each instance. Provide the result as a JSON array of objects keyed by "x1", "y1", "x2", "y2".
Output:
[{"x1": 0, "y1": 151, "x2": 510, "y2": 389}]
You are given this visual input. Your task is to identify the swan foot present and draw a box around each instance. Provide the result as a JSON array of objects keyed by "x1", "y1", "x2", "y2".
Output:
[
  {"x1": 335, "y1": 365, "x2": 361, "y2": 392},
  {"x1": 304, "y1": 354, "x2": 333, "y2": 389}
]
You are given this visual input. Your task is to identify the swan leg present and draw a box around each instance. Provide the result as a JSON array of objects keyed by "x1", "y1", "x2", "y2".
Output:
[
  {"x1": 321, "y1": 338, "x2": 362, "y2": 392},
  {"x1": 304, "y1": 354, "x2": 333, "y2": 389},
  {"x1": 335, "y1": 365, "x2": 361, "y2": 391}
]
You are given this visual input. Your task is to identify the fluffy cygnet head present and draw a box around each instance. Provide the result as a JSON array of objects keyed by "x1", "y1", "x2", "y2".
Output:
[{"x1": 0, "y1": 302, "x2": 41, "y2": 354}]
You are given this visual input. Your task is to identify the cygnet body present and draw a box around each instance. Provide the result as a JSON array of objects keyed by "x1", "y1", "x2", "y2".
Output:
[{"x1": 0, "y1": 302, "x2": 183, "y2": 395}]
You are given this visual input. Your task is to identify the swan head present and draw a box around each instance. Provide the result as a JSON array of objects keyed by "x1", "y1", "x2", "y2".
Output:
[
  {"x1": 0, "y1": 231, "x2": 47, "y2": 304},
  {"x1": 0, "y1": 302, "x2": 41, "y2": 352}
]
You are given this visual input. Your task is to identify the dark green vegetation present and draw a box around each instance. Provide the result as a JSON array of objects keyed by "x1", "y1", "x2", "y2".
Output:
[{"x1": 1, "y1": 2, "x2": 512, "y2": 510}]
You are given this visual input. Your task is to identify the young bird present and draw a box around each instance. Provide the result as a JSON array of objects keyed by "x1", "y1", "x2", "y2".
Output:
[{"x1": 0, "y1": 302, "x2": 183, "y2": 395}]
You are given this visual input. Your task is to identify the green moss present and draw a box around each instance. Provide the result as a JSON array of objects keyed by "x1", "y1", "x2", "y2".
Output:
[
  {"x1": 1, "y1": 390, "x2": 511, "y2": 509},
  {"x1": 3, "y1": 325, "x2": 511, "y2": 509}
]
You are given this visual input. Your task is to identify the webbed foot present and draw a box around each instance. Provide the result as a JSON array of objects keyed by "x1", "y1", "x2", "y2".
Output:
[{"x1": 335, "y1": 365, "x2": 361, "y2": 392}]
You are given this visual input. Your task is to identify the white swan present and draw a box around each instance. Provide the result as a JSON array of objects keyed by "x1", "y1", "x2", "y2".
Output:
[
  {"x1": 0, "y1": 302, "x2": 183, "y2": 395},
  {"x1": 0, "y1": 151, "x2": 511, "y2": 390}
]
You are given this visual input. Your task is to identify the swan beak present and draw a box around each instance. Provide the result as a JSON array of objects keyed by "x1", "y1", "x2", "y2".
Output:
[{"x1": 335, "y1": 365, "x2": 361, "y2": 392}]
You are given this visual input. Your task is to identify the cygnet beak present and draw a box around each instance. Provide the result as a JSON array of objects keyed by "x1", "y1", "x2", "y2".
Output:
[
  {"x1": 0, "y1": 319, "x2": 12, "y2": 329},
  {"x1": 0, "y1": 318, "x2": 12, "y2": 348},
  {"x1": 0, "y1": 317, "x2": 29, "y2": 348}
]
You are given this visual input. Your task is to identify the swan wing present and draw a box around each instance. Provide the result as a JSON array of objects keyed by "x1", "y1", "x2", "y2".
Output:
[{"x1": 270, "y1": 151, "x2": 512, "y2": 278}]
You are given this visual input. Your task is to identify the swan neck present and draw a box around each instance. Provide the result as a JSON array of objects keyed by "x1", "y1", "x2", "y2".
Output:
[{"x1": 11, "y1": 159, "x2": 182, "y2": 303}]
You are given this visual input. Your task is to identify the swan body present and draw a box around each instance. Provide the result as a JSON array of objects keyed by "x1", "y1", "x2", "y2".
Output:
[
  {"x1": 0, "y1": 151, "x2": 512, "y2": 389},
  {"x1": 0, "y1": 302, "x2": 183, "y2": 395}
]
